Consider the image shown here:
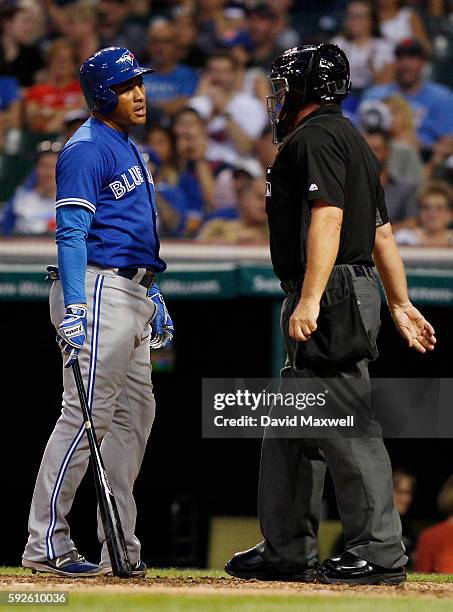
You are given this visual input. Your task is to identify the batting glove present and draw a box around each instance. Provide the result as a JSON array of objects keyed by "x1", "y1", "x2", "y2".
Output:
[
  {"x1": 56, "y1": 305, "x2": 87, "y2": 368},
  {"x1": 148, "y1": 282, "x2": 174, "y2": 349}
]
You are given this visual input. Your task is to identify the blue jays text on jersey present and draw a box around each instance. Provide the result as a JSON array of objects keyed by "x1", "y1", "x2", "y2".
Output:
[{"x1": 55, "y1": 116, "x2": 166, "y2": 272}]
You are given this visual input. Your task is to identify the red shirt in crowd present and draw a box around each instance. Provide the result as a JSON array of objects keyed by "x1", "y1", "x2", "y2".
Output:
[
  {"x1": 415, "y1": 520, "x2": 453, "y2": 573},
  {"x1": 25, "y1": 81, "x2": 81, "y2": 109}
]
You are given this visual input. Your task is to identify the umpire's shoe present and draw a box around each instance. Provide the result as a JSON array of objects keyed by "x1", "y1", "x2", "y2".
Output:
[
  {"x1": 318, "y1": 551, "x2": 406, "y2": 585},
  {"x1": 22, "y1": 549, "x2": 102, "y2": 577},
  {"x1": 225, "y1": 542, "x2": 317, "y2": 582}
]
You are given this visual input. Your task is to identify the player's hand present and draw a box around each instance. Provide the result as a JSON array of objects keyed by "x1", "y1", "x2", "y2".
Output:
[
  {"x1": 56, "y1": 305, "x2": 88, "y2": 367},
  {"x1": 390, "y1": 302, "x2": 436, "y2": 353},
  {"x1": 289, "y1": 298, "x2": 320, "y2": 342},
  {"x1": 148, "y1": 283, "x2": 174, "y2": 349}
]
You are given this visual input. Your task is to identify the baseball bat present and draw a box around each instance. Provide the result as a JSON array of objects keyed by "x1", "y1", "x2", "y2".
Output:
[{"x1": 72, "y1": 359, "x2": 132, "y2": 578}]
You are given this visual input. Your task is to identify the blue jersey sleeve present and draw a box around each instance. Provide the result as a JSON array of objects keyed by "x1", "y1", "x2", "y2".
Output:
[
  {"x1": 55, "y1": 141, "x2": 106, "y2": 214},
  {"x1": 56, "y1": 205, "x2": 93, "y2": 307}
]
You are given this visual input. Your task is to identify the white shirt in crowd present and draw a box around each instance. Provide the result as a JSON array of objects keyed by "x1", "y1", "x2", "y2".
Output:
[
  {"x1": 188, "y1": 92, "x2": 268, "y2": 165},
  {"x1": 331, "y1": 35, "x2": 394, "y2": 90},
  {"x1": 379, "y1": 7, "x2": 414, "y2": 46},
  {"x1": 9, "y1": 187, "x2": 55, "y2": 234}
]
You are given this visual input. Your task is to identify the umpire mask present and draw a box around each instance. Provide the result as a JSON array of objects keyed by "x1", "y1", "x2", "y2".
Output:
[{"x1": 267, "y1": 44, "x2": 351, "y2": 144}]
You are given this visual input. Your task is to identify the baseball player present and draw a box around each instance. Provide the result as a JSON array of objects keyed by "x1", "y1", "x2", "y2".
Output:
[
  {"x1": 22, "y1": 47, "x2": 173, "y2": 577},
  {"x1": 226, "y1": 44, "x2": 436, "y2": 585}
]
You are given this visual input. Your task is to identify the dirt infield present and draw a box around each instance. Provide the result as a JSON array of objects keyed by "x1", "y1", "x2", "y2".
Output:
[{"x1": 1, "y1": 574, "x2": 453, "y2": 599}]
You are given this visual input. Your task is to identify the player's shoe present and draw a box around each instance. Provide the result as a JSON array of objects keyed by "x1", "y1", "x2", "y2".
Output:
[
  {"x1": 317, "y1": 552, "x2": 407, "y2": 585},
  {"x1": 22, "y1": 549, "x2": 102, "y2": 577},
  {"x1": 225, "y1": 543, "x2": 317, "y2": 582},
  {"x1": 99, "y1": 560, "x2": 147, "y2": 578}
]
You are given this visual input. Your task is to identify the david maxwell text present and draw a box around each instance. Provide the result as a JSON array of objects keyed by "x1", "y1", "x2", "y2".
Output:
[{"x1": 213, "y1": 415, "x2": 355, "y2": 427}]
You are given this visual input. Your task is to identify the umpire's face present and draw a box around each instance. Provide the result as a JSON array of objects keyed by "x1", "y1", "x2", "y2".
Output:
[{"x1": 110, "y1": 75, "x2": 147, "y2": 129}]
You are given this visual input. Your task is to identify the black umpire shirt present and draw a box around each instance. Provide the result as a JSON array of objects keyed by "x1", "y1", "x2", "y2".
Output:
[{"x1": 266, "y1": 104, "x2": 389, "y2": 281}]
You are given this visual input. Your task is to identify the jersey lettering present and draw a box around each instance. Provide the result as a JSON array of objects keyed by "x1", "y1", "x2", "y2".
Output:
[
  {"x1": 109, "y1": 165, "x2": 148, "y2": 199},
  {"x1": 129, "y1": 165, "x2": 143, "y2": 185},
  {"x1": 109, "y1": 180, "x2": 126, "y2": 199},
  {"x1": 145, "y1": 166, "x2": 155, "y2": 186},
  {"x1": 121, "y1": 172, "x2": 136, "y2": 192}
]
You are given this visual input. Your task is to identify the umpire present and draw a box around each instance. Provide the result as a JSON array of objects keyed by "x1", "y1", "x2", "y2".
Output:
[{"x1": 225, "y1": 44, "x2": 436, "y2": 585}]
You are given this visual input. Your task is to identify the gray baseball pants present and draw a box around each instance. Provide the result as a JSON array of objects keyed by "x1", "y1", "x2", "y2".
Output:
[
  {"x1": 23, "y1": 266, "x2": 156, "y2": 565},
  {"x1": 258, "y1": 265, "x2": 407, "y2": 570}
]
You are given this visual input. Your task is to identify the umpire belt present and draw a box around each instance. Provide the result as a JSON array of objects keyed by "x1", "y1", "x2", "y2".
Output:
[
  {"x1": 280, "y1": 264, "x2": 374, "y2": 296},
  {"x1": 116, "y1": 267, "x2": 156, "y2": 289}
]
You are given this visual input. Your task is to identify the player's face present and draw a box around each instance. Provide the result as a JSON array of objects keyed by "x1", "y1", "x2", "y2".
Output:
[{"x1": 111, "y1": 76, "x2": 147, "y2": 129}]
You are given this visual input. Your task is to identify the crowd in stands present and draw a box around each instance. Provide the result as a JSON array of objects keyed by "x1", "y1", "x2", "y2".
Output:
[
  {"x1": 393, "y1": 469, "x2": 453, "y2": 574},
  {"x1": 1, "y1": 0, "x2": 453, "y2": 245}
]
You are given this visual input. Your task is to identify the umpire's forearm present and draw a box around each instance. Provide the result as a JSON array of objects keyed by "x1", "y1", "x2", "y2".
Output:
[
  {"x1": 373, "y1": 222, "x2": 410, "y2": 308},
  {"x1": 300, "y1": 203, "x2": 343, "y2": 303}
]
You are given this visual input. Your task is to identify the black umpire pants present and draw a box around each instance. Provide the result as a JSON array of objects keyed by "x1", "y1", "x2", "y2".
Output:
[{"x1": 258, "y1": 265, "x2": 408, "y2": 570}]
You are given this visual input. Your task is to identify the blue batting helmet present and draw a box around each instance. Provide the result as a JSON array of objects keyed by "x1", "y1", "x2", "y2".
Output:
[{"x1": 79, "y1": 47, "x2": 154, "y2": 115}]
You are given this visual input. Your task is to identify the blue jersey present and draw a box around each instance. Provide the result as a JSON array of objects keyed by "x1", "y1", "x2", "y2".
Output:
[{"x1": 56, "y1": 117, "x2": 166, "y2": 271}]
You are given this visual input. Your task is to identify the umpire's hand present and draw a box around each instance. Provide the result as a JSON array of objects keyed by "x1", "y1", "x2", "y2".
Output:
[
  {"x1": 289, "y1": 298, "x2": 320, "y2": 342},
  {"x1": 390, "y1": 302, "x2": 436, "y2": 354}
]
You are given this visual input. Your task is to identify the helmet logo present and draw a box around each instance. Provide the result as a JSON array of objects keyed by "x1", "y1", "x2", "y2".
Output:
[{"x1": 117, "y1": 51, "x2": 135, "y2": 66}]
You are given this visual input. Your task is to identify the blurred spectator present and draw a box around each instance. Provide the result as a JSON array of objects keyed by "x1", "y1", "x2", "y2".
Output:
[
  {"x1": 358, "y1": 98, "x2": 423, "y2": 185},
  {"x1": 1, "y1": 142, "x2": 60, "y2": 235},
  {"x1": 222, "y1": 1, "x2": 247, "y2": 34},
  {"x1": 393, "y1": 469, "x2": 417, "y2": 566},
  {"x1": 98, "y1": 0, "x2": 148, "y2": 59},
  {"x1": 425, "y1": 136, "x2": 453, "y2": 183},
  {"x1": 363, "y1": 127, "x2": 418, "y2": 230},
  {"x1": 24, "y1": 39, "x2": 84, "y2": 135},
  {"x1": 197, "y1": 176, "x2": 268, "y2": 243},
  {"x1": 59, "y1": 3, "x2": 100, "y2": 67},
  {"x1": 189, "y1": 51, "x2": 267, "y2": 164},
  {"x1": 196, "y1": 0, "x2": 227, "y2": 54},
  {"x1": 246, "y1": 2, "x2": 284, "y2": 72},
  {"x1": 0, "y1": 4, "x2": 43, "y2": 87},
  {"x1": 331, "y1": 0, "x2": 394, "y2": 93},
  {"x1": 395, "y1": 180, "x2": 453, "y2": 247},
  {"x1": 272, "y1": 0, "x2": 301, "y2": 49},
  {"x1": 61, "y1": 109, "x2": 90, "y2": 143},
  {"x1": 173, "y1": 108, "x2": 216, "y2": 213},
  {"x1": 415, "y1": 475, "x2": 453, "y2": 573},
  {"x1": 212, "y1": 158, "x2": 263, "y2": 215},
  {"x1": 218, "y1": 31, "x2": 270, "y2": 101},
  {"x1": 377, "y1": 0, "x2": 431, "y2": 54},
  {"x1": 147, "y1": 125, "x2": 204, "y2": 236},
  {"x1": 173, "y1": 106, "x2": 205, "y2": 138},
  {"x1": 385, "y1": 94, "x2": 419, "y2": 148},
  {"x1": 144, "y1": 19, "x2": 199, "y2": 122},
  {"x1": 362, "y1": 39, "x2": 453, "y2": 153},
  {"x1": 0, "y1": 75, "x2": 20, "y2": 131},
  {"x1": 172, "y1": 8, "x2": 207, "y2": 68},
  {"x1": 254, "y1": 125, "x2": 277, "y2": 170}
]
